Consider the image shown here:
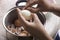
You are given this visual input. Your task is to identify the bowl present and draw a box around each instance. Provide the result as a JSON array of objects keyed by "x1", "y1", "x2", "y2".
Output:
[
  {"x1": 3, "y1": 7, "x2": 46, "y2": 40},
  {"x1": 3, "y1": 0, "x2": 46, "y2": 40}
]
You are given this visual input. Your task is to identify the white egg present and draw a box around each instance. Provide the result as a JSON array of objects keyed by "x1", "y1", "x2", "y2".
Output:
[{"x1": 21, "y1": 10, "x2": 31, "y2": 20}]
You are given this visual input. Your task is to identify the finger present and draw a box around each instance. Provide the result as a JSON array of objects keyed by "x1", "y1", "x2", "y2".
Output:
[
  {"x1": 27, "y1": 7, "x2": 40, "y2": 13},
  {"x1": 24, "y1": 1, "x2": 37, "y2": 9},
  {"x1": 32, "y1": 14, "x2": 40, "y2": 23},
  {"x1": 16, "y1": 8, "x2": 29, "y2": 25}
]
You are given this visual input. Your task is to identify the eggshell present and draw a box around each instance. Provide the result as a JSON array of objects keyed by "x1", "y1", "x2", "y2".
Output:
[{"x1": 14, "y1": 19, "x2": 22, "y2": 27}]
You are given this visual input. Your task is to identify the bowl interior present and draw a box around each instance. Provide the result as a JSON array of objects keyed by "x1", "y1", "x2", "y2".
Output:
[
  {"x1": 4, "y1": 8, "x2": 46, "y2": 37},
  {"x1": 5, "y1": 9, "x2": 18, "y2": 26}
]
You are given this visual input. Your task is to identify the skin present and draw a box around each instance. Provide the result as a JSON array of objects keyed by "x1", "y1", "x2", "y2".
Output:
[
  {"x1": 15, "y1": 0, "x2": 60, "y2": 40},
  {"x1": 24, "y1": 0, "x2": 60, "y2": 16},
  {"x1": 16, "y1": 8, "x2": 53, "y2": 40}
]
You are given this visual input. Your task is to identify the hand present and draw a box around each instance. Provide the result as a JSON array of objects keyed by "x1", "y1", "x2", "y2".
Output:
[
  {"x1": 16, "y1": 8, "x2": 53, "y2": 40},
  {"x1": 17, "y1": 8, "x2": 44, "y2": 33},
  {"x1": 24, "y1": 0, "x2": 55, "y2": 13}
]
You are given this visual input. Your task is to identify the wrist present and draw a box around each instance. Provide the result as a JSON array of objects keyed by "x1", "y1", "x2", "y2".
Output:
[
  {"x1": 47, "y1": 4, "x2": 55, "y2": 12},
  {"x1": 48, "y1": 4, "x2": 59, "y2": 12}
]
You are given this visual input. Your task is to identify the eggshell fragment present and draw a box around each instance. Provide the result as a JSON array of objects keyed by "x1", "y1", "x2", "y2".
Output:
[{"x1": 14, "y1": 19, "x2": 22, "y2": 27}]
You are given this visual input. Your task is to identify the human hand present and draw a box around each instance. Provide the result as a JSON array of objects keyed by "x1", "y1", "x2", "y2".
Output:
[
  {"x1": 17, "y1": 8, "x2": 43, "y2": 33},
  {"x1": 24, "y1": 0, "x2": 54, "y2": 13},
  {"x1": 16, "y1": 8, "x2": 53, "y2": 40}
]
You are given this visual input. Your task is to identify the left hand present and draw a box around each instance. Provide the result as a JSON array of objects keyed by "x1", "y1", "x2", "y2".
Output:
[{"x1": 16, "y1": 8, "x2": 53, "y2": 40}]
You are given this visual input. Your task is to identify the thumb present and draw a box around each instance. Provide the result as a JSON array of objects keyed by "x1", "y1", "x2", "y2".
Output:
[{"x1": 16, "y1": 8, "x2": 29, "y2": 25}]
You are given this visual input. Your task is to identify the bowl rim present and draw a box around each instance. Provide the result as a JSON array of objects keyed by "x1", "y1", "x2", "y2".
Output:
[
  {"x1": 3, "y1": 0, "x2": 56, "y2": 37},
  {"x1": 3, "y1": 7, "x2": 46, "y2": 37},
  {"x1": 3, "y1": 8, "x2": 33, "y2": 37},
  {"x1": 3, "y1": 9, "x2": 19, "y2": 36}
]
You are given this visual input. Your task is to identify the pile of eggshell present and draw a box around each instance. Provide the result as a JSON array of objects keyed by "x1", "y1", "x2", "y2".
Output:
[{"x1": 7, "y1": 10, "x2": 32, "y2": 36}]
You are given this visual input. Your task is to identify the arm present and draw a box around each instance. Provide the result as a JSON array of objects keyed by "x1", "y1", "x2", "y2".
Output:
[
  {"x1": 29, "y1": 21, "x2": 53, "y2": 40},
  {"x1": 16, "y1": 8, "x2": 53, "y2": 40},
  {"x1": 43, "y1": 0, "x2": 60, "y2": 16},
  {"x1": 49, "y1": 4, "x2": 60, "y2": 16},
  {"x1": 24, "y1": 0, "x2": 60, "y2": 16}
]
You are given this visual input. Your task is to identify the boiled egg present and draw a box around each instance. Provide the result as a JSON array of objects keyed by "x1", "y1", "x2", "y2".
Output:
[{"x1": 21, "y1": 10, "x2": 31, "y2": 20}]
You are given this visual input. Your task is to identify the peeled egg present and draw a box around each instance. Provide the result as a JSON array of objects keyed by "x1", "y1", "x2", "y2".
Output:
[{"x1": 21, "y1": 10, "x2": 31, "y2": 20}]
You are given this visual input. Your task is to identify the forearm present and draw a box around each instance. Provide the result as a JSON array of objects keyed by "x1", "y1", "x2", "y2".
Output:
[
  {"x1": 35, "y1": 24, "x2": 53, "y2": 40},
  {"x1": 43, "y1": 0, "x2": 60, "y2": 16},
  {"x1": 50, "y1": 4, "x2": 60, "y2": 16},
  {"x1": 26, "y1": 23, "x2": 53, "y2": 40}
]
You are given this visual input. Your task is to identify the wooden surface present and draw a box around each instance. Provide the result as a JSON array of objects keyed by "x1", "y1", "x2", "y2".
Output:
[{"x1": 0, "y1": 0, "x2": 60, "y2": 40}]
